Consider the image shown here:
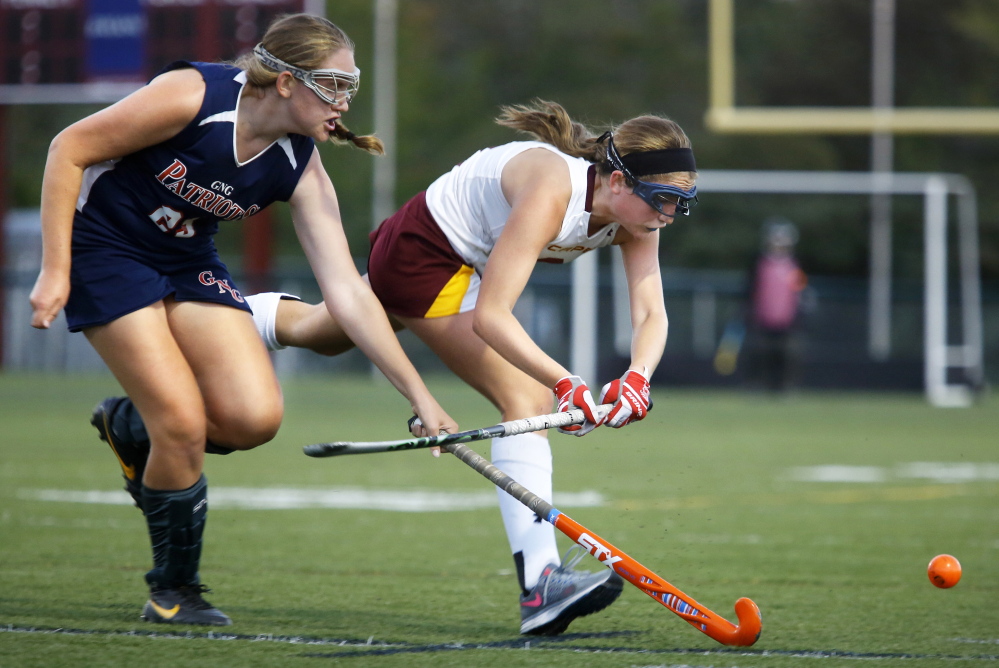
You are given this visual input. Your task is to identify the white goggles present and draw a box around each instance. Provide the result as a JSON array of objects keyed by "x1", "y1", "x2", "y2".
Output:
[{"x1": 253, "y1": 44, "x2": 360, "y2": 105}]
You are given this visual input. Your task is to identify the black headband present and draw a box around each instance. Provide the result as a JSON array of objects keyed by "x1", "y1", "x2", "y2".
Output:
[{"x1": 621, "y1": 148, "x2": 697, "y2": 176}]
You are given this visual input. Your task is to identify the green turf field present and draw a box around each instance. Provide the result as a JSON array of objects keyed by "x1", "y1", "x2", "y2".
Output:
[{"x1": 1, "y1": 372, "x2": 996, "y2": 667}]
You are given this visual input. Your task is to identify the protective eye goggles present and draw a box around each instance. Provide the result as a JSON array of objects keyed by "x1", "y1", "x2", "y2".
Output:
[
  {"x1": 631, "y1": 180, "x2": 698, "y2": 217},
  {"x1": 253, "y1": 44, "x2": 360, "y2": 105},
  {"x1": 599, "y1": 132, "x2": 698, "y2": 216}
]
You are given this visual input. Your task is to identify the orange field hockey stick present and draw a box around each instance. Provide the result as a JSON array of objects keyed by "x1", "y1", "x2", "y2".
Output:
[{"x1": 442, "y1": 439, "x2": 762, "y2": 646}]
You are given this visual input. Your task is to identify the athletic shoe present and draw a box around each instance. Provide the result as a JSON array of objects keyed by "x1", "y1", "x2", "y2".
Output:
[
  {"x1": 519, "y1": 546, "x2": 624, "y2": 635},
  {"x1": 141, "y1": 585, "x2": 232, "y2": 626},
  {"x1": 91, "y1": 397, "x2": 148, "y2": 510}
]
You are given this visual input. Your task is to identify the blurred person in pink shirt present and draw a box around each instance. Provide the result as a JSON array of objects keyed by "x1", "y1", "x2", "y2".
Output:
[{"x1": 746, "y1": 218, "x2": 807, "y2": 393}]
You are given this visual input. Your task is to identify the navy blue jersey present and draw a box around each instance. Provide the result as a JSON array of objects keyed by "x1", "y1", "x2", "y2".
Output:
[
  {"x1": 65, "y1": 61, "x2": 315, "y2": 331},
  {"x1": 72, "y1": 61, "x2": 315, "y2": 259}
]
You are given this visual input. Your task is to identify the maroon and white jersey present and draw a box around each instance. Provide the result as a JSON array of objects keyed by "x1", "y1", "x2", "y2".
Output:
[{"x1": 425, "y1": 141, "x2": 618, "y2": 274}]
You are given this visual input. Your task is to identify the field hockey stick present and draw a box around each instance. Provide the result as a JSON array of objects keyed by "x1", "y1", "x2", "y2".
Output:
[
  {"x1": 439, "y1": 441, "x2": 762, "y2": 647},
  {"x1": 303, "y1": 404, "x2": 613, "y2": 457}
]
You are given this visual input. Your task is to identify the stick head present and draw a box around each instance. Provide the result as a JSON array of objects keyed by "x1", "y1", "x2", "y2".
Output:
[
  {"x1": 727, "y1": 597, "x2": 763, "y2": 646},
  {"x1": 303, "y1": 442, "x2": 349, "y2": 458}
]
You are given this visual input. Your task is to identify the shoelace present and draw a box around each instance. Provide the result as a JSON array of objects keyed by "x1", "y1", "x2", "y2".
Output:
[
  {"x1": 538, "y1": 546, "x2": 593, "y2": 600},
  {"x1": 559, "y1": 545, "x2": 588, "y2": 571},
  {"x1": 176, "y1": 584, "x2": 215, "y2": 610}
]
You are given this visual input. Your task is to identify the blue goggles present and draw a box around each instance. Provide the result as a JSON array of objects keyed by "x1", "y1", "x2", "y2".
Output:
[
  {"x1": 631, "y1": 180, "x2": 698, "y2": 217},
  {"x1": 600, "y1": 132, "x2": 698, "y2": 216}
]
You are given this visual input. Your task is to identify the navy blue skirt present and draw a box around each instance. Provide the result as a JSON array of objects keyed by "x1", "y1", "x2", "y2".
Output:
[{"x1": 65, "y1": 237, "x2": 251, "y2": 332}]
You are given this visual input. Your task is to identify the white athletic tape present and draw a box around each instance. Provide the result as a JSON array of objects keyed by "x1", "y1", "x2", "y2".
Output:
[{"x1": 498, "y1": 404, "x2": 611, "y2": 437}]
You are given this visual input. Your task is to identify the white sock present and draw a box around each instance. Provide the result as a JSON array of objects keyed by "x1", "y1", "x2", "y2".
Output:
[
  {"x1": 491, "y1": 433, "x2": 560, "y2": 591},
  {"x1": 243, "y1": 292, "x2": 298, "y2": 351}
]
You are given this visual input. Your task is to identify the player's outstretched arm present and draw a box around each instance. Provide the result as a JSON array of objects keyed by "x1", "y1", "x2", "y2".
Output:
[
  {"x1": 598, "y1": 232, "x2": 666, "y2": 427},
  {"x1": 288, "y1": 151, "x2": 457, "y2": 436},
  {"x1": 473, "y1": 150, "x2": 603, "y2": 436}
]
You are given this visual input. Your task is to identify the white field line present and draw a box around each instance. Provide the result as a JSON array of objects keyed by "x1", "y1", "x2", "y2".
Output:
[
  {"x1": 788, "y1": 462, "x2": 999, "y2": 484},
  {"x1": 2, "y1": 625, "x2": 995, "y2": 661},
  {"x1": 788, "y1": 465, "x2": 886, "y2": 483},
  {"x1": 16, "y1": 487, "x2": 604, "y2": 512}
]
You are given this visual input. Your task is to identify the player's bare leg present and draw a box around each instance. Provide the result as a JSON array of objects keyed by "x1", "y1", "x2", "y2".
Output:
[
  {"x1": 85, "y1": 298, "x2": 281, "y2": 626},
  {"x1": 165, "y1": 299, "x2": 283, "y2": 452},
  {"x1": 269, "y1": 275, "x2": 403, "y2": 356},
  {"x1": 87, "y1": 303, "x2": 208, "y2": 491},
  {"x1": 401, "y1": 311, "x2": 548, "y2": 419},
  {"x1": 90, "y1": 293, "x2": 350, "y2": 502},
  {"x1": 273, "y1": 299, "x2": 359, "y2": 355}
]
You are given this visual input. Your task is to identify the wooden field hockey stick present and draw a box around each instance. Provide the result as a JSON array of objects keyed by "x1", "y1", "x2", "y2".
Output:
[{"x1": 303, "y1": 405, "x2": 612, "y2": 457}]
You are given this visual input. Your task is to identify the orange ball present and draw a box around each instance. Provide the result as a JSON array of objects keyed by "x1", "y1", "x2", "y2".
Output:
[{"x1": 927, "y1": 554, "x2": 962, "y2": 589}]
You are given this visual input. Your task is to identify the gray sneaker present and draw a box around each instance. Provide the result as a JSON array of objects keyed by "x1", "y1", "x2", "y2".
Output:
[
  {"x1": 141, "y1": 585, "x2": 232, "y2": 626},
  {"x1": 519, "y1": 546, "x2": 623, "y2": 635}
]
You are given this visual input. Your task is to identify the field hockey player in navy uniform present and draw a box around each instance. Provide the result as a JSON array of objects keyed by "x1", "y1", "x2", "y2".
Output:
[
  {"x1": 28, "y1": 14, "x2": 456, "y2": 626},
  {"x1": 240, "y1": 100, "x2": 698, "y2": 635}
]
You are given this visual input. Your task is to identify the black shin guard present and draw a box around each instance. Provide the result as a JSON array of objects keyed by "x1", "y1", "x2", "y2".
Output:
[
  {"x1": 142, "y1": 475, "x2": 209, "y2": 589},
  {"x1": 110, "y1": 397, "x2": 150, "y2": 447}
]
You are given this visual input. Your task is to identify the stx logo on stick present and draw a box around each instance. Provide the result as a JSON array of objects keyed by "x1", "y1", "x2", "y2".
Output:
[{"x1": 577, "y1": 533, "x2": 623, "y2": 567}]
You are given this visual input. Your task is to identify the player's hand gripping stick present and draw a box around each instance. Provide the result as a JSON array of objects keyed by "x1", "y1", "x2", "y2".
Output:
[
  {"x1": 599, "y1": 368, "x2": 652, "y2": 427},
  {"x1": 553, "y1": 375, "x2": 602, "y2": 436}
]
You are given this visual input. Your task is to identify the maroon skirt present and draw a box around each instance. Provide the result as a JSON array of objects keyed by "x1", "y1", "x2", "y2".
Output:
[{"x1": 367, "y1": 191, "x2": 476, "y2": 318}]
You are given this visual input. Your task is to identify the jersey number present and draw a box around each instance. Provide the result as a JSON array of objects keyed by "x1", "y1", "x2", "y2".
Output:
[{"x1": 149, "y1": 206, "x2": 196, "y2": 238}]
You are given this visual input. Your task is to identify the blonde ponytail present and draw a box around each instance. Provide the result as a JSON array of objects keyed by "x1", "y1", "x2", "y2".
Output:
[{"x1": 496, "y1": 99, "x2": 692, "y2": 178}]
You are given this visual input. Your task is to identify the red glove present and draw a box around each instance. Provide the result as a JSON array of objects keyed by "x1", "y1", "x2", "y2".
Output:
[
  {"x1": 599, "y1": 369, "x2": 651, "y2": 428},
  {"x1": 553, "y1": 375, "x2": 602, "y2": 436}
]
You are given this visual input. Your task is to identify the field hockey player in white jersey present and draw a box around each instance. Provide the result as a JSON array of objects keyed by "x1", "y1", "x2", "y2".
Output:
[
  {"x1": 245, "y1": 99, "x2": 698, "y2": 635},
  {"x1": 29, "y1": 13, "x2": 456, "y2": 627}
]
